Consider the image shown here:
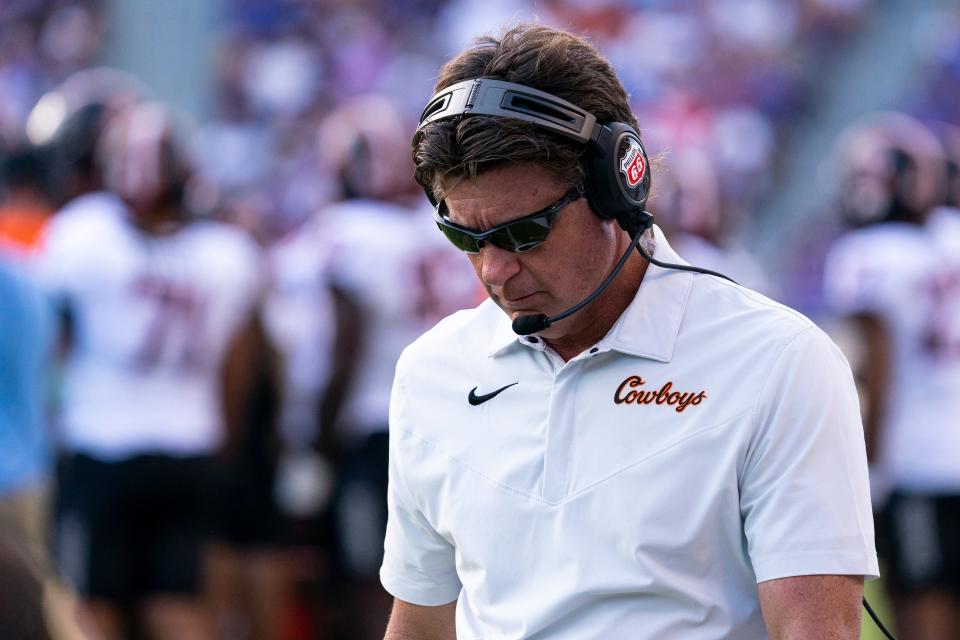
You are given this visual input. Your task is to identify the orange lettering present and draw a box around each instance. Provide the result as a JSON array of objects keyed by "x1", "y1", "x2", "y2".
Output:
[
  {"x1": 614, "y1": 376, "x2": 644, "y2": 404},
  {"x1": 612, "y1": 376, "x2": 707, "y2": 412}
]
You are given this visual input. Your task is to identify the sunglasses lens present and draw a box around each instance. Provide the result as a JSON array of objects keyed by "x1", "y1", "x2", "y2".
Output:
[
  {"x1": 435, "y1": 188, "x2": 575, "y2": 254},
  {"x1": 436, "y1": 222, "x2": 482, "y2": 253},
  {"x1": 492, "y1": 218, "x2": 551, "y2": 252}
]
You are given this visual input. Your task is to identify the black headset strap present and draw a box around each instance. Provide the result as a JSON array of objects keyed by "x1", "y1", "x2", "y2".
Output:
[
  {"x1": 417, "y1": 78, "x2": 599, "y2": 144},
  {"x1": 416, "y1": 77, "x2": 650, "y2": 224}
]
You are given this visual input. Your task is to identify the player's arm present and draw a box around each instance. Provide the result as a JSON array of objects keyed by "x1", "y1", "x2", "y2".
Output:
[
  {"x1": 52, "y1": 303, "x2": 74, "y2": 360},
  {"x1": 758, "y1": 574, "x2": 863, "y2": 639},
  {"x1": 383, "y1": 598, "x2": 456, "y2": 640},
  {"x1": 850, "y1": 313, "x2": 890, "y2": 463},
  {"x1": 221, "y1": 309, "x2": 274, "y2": 457},
  {"x1": 316, "y1": 284, "x2": 365, "y2": 457}
]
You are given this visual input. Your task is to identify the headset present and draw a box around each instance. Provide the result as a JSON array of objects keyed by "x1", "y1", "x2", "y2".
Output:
[
  {"x1": 416, "y1": 78, "x2": 653, "y2": 237},
  {"x1": 416, "y1": 77, "x2": 736, "y2": 336},
  {"x1": 415, "y1": 77, "x2": 898, "y2": 640}
]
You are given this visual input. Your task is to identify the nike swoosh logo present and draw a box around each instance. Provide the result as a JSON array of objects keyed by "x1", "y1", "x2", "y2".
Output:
[{"x1": 468, "y1": 382, "x2": 518, "y2": 406}]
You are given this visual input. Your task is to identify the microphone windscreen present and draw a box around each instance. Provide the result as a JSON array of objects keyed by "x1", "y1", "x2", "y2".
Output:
[{"x1": 512, "y1": 313, "x2": 549, "y2": 336}]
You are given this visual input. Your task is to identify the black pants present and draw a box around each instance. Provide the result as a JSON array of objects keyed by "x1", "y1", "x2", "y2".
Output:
[
  {"x1": 55, "y1": 453, "x2": 215, "y2": 604},
  {"x1": 331, "y1": 432, "x2": 389, "y2": 581},
  {"x1": 878, "y1": 491, "x2": 960, "y2": 594}
]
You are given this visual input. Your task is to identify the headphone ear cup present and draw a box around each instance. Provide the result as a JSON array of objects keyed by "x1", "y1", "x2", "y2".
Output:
[{"x1": 582, "y1": 122, "x2": 652, "y2": 230}]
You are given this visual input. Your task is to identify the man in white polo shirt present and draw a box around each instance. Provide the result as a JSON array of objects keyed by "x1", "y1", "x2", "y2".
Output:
[{"x1": 380, "y1": 24, "x2": 878, "y2": 639}]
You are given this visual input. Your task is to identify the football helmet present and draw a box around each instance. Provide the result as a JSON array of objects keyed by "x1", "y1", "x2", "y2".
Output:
[
  {"x1": 26, "y1": 67, "x2": 150, "y2": 201},
  {"x1": 98, "y1": 101, "x2": 196, "y2": 214},
  {"x1": 833, "y1": 112, "x2": 945, "y2": 227},
  {"x1": 316, "y1": 94, "x2": 414, "y2": 201},
  {"x1": 647, "y1": 147, "x2": 723, "y2": 242}
]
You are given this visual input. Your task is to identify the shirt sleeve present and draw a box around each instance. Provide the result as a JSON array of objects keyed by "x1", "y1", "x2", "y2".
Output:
[
  {"x1": 740, "y1": 326, "x2": 879, "y2": 583},
  {"x1": 379, "y1": 351, "x2": 462, "y2": 605}
]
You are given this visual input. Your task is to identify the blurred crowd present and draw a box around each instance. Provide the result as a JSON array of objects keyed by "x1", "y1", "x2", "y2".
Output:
[
  {"x1": 2, "y1": 1, "x2": 960, "y2": 639},
  {"x1": 0, "y1": 0, "x2": 888, "y2": 240}
]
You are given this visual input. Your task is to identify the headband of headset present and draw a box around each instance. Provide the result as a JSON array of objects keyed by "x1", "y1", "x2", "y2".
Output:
[
  {"x1": 418, "y1": 78, "x2": 598, "y2": 144},
  {"x1": 415, "y1": 78, "x2": 653, "y2": 234}
]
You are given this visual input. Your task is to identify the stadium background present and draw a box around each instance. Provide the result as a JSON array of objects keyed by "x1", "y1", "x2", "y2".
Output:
[{"x1": 3, "y1": 0, "x2": 960, "y2": 638}]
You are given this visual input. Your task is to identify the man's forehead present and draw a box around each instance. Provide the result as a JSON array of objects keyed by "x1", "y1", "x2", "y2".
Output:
[{"x1": 441, "y1": 164, "x2": 567, "y2": 224}]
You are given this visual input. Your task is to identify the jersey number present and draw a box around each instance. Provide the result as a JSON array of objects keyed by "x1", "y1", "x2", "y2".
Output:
[
  {"x1": 921, "y1": 267, "x2": 960, "y2": 360},
  {"x1": 131, "y1": 275, "x2": 208, "y2": 371}
]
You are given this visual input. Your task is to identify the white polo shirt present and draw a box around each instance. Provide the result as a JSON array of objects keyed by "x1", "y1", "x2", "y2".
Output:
[{"x1": 381, "y1": 226, "x2": 878, "y2": 639}]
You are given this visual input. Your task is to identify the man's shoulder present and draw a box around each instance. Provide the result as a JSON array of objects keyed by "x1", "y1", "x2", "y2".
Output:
[
  {"x1": 396, "y1": 298, "x2": 501, "y2": 377},
  {"x1": 54, "y1": 191, "x2": 125, "y2": 224},
  {"x1": 826, "y1": 223, "x2": 928, "y2": 269},
  {"x1": 682, "y1": 276, "x2": 850, "y2": 402},
  {"x1": 823, "y1": 223, "x2": 935, "y2": 313},
  {"x1": 688, "y1": 273, "x2": 816, "y2": 341},
  {"x1": 42, "y1": 193, "x2": 127, "y2": 259}
]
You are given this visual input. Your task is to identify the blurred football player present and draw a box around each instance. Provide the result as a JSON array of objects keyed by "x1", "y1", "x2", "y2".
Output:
[
  {"x1": 204, "y1": 219, "x2": 337, "y2": 640},
  {"x1": 230, "y1": 212, "x2": 360, "y2": 640},
  {"x1": 647, "y1": 146, "x2": 774, "y2": 296},
  {"x1": 26, "y1": 67, "x2": 149, "y2": 206},
  {"x1": 823, "y1": 112, "x2": 960, "y2": 640},
  {"x1": 37, "y1": 102, "x2": 265, "y2": 640},
  {"x1": 314, "y1": 94, "x2": 477, "y2": 640}
]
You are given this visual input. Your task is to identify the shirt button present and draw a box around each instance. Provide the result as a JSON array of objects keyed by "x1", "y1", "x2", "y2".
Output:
[
  {"x1": 589, "y1": 347, "x2": 599, "y2": 354},
  {"x1": 526, "y1": 337, "x2": 539, "y2": 344}
]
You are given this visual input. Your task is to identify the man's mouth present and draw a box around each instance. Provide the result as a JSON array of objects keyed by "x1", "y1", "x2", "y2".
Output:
[{"x1": 503, "y1": 291, "x2": 538, "y2": 303}]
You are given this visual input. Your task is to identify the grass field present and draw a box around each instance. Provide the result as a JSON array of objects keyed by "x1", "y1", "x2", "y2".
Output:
[{"x1": 861, "y1": 577, "x2": 895, "y2": 640}]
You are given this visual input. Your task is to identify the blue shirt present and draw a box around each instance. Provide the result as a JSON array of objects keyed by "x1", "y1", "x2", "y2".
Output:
[{"x1": 0, "y1": 256, "x2": 50, "y2": 495}]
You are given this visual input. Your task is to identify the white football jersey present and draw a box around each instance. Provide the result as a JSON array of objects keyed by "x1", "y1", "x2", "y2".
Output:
[
  {"x1": 263, "y1": 217, "x2": 336, "y2": 449},
  {"x1": 929, "y1": 206, "x2": 960, "y2": 256},
  {"x1": 37, "y1": 192, "x2": 263, "y2": 459},
  {"x1": 324, "y1": 199, "x2": 478, "y2": 439},
  {"x1": 823, "y1": 221, "x2": 960, "y2": 492}
]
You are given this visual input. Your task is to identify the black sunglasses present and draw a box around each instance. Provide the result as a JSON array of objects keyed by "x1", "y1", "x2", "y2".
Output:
[{"x1": 434, "y1": 187, "x2": 583, "y2": 254}]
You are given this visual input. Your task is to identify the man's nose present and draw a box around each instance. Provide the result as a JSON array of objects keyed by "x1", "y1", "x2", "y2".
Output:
[{"x1": 479, "y1": 243, "x2": 521, "y2": 287}]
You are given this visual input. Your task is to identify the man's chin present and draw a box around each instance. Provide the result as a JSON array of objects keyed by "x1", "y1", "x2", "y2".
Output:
[
  {"x1": 495, "y1": 308, "x2": 569, "y2": 340},
  {"x1": 491, "y1": 296, "x2": 568, "y2": 336},
  {"x1": 489, "y1": 295, "x2": 540, "y2": 318},
  {"x1": 501, "y1": 306, "x2": 547, "y2": 324}
]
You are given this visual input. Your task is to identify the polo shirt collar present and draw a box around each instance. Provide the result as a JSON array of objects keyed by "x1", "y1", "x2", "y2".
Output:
[{"x1": 487, "y1": 225, "x2": 693, "y2": 362}]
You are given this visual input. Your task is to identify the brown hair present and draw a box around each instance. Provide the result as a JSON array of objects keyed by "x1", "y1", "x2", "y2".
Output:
[{"x1": 414, "y1": 23, "x2": 638, "y2": 200}]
